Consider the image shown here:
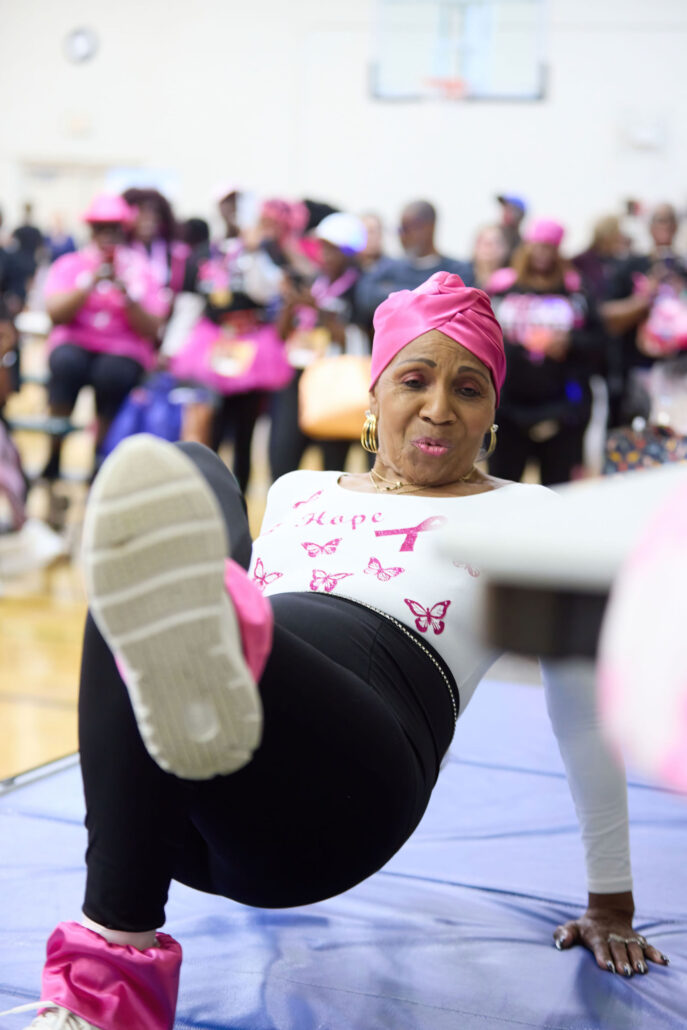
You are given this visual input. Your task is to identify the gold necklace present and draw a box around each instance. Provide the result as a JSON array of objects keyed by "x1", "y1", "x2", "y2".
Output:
[{"x1": 368, "y1": 466, "x2": 476, "y2": 494}]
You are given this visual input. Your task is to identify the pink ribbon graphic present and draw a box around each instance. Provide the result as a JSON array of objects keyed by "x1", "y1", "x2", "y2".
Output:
[{"x1": 374, "y1": 515, "x2": 447, "y2": 552}]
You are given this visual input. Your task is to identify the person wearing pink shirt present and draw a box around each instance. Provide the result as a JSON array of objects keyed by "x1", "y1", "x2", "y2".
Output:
[
  {"x1": 122, "y1": 187, "x2": 190, "y2": 295},
  {"x1": 41, "y1": 194, "x2": 169, "y2": 479}
]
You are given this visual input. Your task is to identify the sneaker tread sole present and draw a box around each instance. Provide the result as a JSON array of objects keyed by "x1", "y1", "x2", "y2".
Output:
[{"x1": 82, "y1": 435, "x2": 262, "y2": 780}]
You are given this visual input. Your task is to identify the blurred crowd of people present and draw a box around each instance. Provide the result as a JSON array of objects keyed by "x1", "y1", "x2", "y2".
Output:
[{"x1": 2, "y1": 183, "x2": 687, "y2": 532}]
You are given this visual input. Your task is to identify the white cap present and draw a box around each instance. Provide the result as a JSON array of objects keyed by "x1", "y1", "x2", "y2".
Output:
[{"x1": 315, "y1": 212, "x2": 367, "y2": 254}]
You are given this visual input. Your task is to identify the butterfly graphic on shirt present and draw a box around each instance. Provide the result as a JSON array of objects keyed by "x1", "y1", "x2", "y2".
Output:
[
  {"x1": 453, "y1": 560, "x2": 481, "y2": 578},
  {"x1": 252, "y1": 558, "x2": 283, "y2": 593},
  {"x1": 309, "y1": 569, "x2": 353, "y2": 593},
  {"x1": 292, "y1": 490, "x2": 323, "y2": 509},
  {"x1": 364, "y1": 556, "x2": 405, "y2": 582},
  {"x1": 301, "y1": 539, "x2": 342, "y2": 557},
  {"x1": 403, "y1": 598, "x2": 451, "y2": 635}
]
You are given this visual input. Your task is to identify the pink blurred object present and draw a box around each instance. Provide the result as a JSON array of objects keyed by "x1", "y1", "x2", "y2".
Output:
[
  {"x1": 40, "y1": 922, "x2": 181, "y2": 1030},
  {"x1": 260, "y1": 198, "x2": 309, "y2": 244},
  {"x1": 494, "y1": 293, "x2": 578, "y2": 359},
  {"x1": 296, "y1": 236, "x2": 323, "y2": 267},
  {"x1": 224, "y1": 559, "x2": 274, "y2": 681},
  {"x1": 641, "y1": 292, "x2": 687, "y2": 356},
  {"x1": 82, "y1": 194, "x2": 136, "y2": 226},
  {"x1": 486, "y1": 267, "x2": 518, "y2": 293},
  {"x1": 371, "y1": 271, "x2": 506, "y2": 402},
  {"x1": 289, "y1": 200, "x2": 310, "y2": 236},
  {"x1": 524, "y1": 218, "x2": 565, "y2": 247},
  {"x1": 522, "y1": 325, "x2": 556, "y2": 357},
  {"x1": 563, "y1": 268, "x2": 582, "y2": 291},
  {"x1": 598, "y1": 475, "x2": 687, "y2": 793},
  {"x1": 169, "y1": 317, "x2": 293, "y2": 396}
]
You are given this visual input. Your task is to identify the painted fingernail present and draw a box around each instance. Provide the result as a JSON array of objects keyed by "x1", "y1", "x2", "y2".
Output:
[
  {"x1": 606, "y1": 960, "x2": 615, "y2": 973},
  {"x1": 623, "y1": 964, "x2": 633, "y2": 978},
  {"x1": 637, "y1": 962, "x2": 647, "y2": 974},
  {"x1": 661, "y1": 954, "x2": 670, "y2": 964},
  {"x1": 554, "y1": 939, "x2": 562, "y2": 951}
]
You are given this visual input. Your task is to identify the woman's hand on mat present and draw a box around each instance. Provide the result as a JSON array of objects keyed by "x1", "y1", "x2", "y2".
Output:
[{"x1": 553, "y1": 891, "x2": 669, "y2": 976}]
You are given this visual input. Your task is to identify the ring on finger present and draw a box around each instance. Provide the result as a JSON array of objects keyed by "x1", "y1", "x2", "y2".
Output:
[{"x1": 607, "y1": 933, "x2": 647, "y2": 948}]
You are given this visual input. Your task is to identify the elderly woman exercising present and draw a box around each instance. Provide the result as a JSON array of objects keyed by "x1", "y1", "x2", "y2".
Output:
[{"x1": 12, "y1": 273, "x2": 666, "y2": 1030}]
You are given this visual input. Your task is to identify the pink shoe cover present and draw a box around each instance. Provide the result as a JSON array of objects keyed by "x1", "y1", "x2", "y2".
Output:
[
  {"x1": 224, "y1": 558, "x2": 273, "y2": 681},
  {"x1": 40, "y1": 922, "x2": 181, "y2": 1030}
]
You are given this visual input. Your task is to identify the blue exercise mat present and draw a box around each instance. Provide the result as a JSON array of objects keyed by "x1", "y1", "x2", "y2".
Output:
[{"x1": 1, "y1": 679, "x2": 685, "y2": 1029}]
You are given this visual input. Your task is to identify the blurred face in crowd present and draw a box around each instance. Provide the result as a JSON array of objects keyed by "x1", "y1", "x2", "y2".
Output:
[
  {"x1": 598, "y1": 227, "x2": 626, "y2": 258},
  {"x1": 399, "y1": 204, "x2": 435, "y2": 258},
  {"x1": 219, "y1": 192, "x2": 239, "y2": 235},
  {"x1": 500, "y1": 202, "x2": 524, "y2": 228},
  {"x1": 528, "y1": 241, "x2": 558, "y2": 275},
  {"x1": 91, "y1": 221, "x2": 123, "y2": 258},
  {"x1": 319, "y1": 239, "x2": 348, "y2": 280},
  {"x1": 473, "y1": 225, "x2": 508, "y2": 269},
  {"x1": 134, "y1": 202, "x2": 161, "y2": 245},
  {"x1": 590, "y1": 216, "x2": 628, "y2": 258},
  {"x1": 362, "y1": 214, "x2": 384, "y2": 263},
  {"x1": 650, "y1": 205, "x2": 678, "y2": 249}
]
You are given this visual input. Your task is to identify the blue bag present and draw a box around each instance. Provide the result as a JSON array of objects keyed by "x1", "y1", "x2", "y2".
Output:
[{"x1": 101, "y1": 373, "x2": 186, "y2": 457}]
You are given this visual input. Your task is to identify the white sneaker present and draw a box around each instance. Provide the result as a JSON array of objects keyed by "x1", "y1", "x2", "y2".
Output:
[
  {"x1": 1, "y1": 1001, "x2": 98, "y2": 1029},
  {"x1": 81, "y1": 434, "x2": 262, "y2": 780}
]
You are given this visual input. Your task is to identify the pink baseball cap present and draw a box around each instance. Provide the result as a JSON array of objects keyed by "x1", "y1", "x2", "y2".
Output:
[
  {"x1": 524, "y1": 218, "x2": 565, "y2": 247},
  {"x1": 371, "y1": 271, "x2": 506, "y2": 403},
  {"x1": 82, "y1": 193, "x2": 135, "y2": 225}
]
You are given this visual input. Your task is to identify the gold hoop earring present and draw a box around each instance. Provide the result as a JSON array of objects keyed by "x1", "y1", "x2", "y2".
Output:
[
  {"x1": 361, "y1": 411, "x2": 378, "y2": 454},
  {"x1": 485, "y1": 423, "x2": 498, "y2": 459}
]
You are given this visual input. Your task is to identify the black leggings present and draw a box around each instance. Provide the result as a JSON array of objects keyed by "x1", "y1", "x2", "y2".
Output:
[
  {"x1": 211, "y1": 390, "x2": 263, "y2": 493},
  {"x1": 79, "y1": 443, "x2": 458, "y2": 930},
  {"x1": 48, "y1": 343, "x2": 144, "y2": 419}
]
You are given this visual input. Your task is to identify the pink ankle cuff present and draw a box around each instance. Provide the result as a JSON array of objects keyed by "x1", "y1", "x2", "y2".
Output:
[
  {"x1": 41, "y1": 922, "x2": 181, "y2": 1030},
  {"x1": 224, "y1": 559, "x2": 273, "y2": 681}
]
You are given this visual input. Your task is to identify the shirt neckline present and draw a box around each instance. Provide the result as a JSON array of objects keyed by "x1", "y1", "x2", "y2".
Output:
[{"x1": 334, "y1": 471, "x2": 522, "y2": 500}]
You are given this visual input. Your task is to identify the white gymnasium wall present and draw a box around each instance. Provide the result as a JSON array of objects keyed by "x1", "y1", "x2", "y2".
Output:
[{"x1": 0, "y1": 0, "x2": 685, "y2": 255}]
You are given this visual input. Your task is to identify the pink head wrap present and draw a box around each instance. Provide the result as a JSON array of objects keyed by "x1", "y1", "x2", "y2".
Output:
[
  {"x1": 371, "y1": 271, "x2": 506, "y2": 403},
  {"x1": 524, "y1": 218, "x2": 565, "y2": 247}
]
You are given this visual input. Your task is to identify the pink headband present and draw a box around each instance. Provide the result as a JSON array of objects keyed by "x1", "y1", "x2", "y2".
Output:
[{"x1": 371, "y1": 271, "x2": 506, "y2": 403}]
